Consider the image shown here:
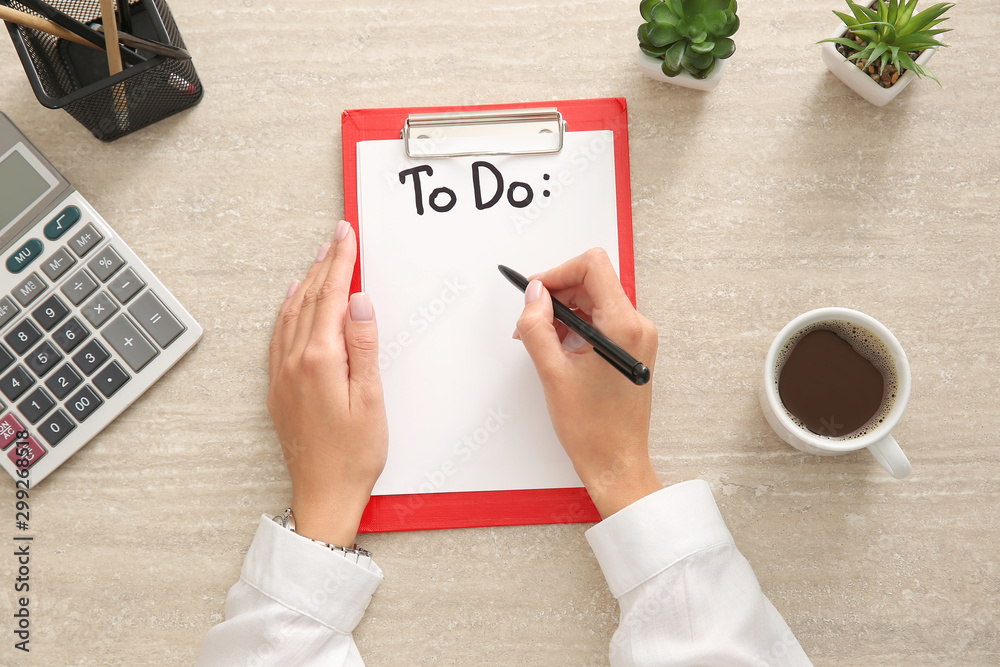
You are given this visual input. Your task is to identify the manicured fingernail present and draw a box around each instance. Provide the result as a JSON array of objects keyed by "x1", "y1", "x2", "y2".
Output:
[
  {"x1": 315, "y1": 242, "x2": 330, "y2": 263},
  {"x1": 286, "y1": 279, "x2": 300, "y2": 300},
  {"x1": 335, "y1": 220, "x2": 351, "y2": 242},
  {"x1": 350, "y1": 292, "x2": 374, "y2": 322},
  {"x1": 512, "y1": 327, "x2": 521, "y2": 340},
  {"x1": 525, "y1": 280, "x2": 543, "y2": 304},
  {"x1": 562, "y1": 330, "x2": 586, "y2": 351}
]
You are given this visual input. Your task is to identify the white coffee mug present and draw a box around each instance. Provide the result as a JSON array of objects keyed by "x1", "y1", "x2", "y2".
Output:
[{"x1": 759, "y1": 308, "x2": 912, "y2": 479}]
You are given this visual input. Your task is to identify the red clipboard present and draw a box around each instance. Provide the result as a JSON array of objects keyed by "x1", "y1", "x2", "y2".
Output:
[{"x1": 342, "y1": 98, "x2": 634, "y2": 533}]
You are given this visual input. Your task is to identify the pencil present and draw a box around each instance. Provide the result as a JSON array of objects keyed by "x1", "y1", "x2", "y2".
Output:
[{"x1": 98, "y1": 0, "x2": 122, "y2": 75}]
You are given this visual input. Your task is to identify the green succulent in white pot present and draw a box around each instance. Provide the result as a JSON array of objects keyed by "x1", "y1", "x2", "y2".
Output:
[
  {"x1": 819, "y1": 0, "x2": 953, "y2": 105},
  {"x1": 636, "y1": 0, "x2": 740, "y2": 91}
]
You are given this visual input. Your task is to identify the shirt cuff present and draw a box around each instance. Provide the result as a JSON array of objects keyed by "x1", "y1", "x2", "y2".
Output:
[
  {"x1": 584, "y1": 479, "x2": 733, "y2": 598},
  {"x1": 239, "y1": 515, "x2": 384, "y2": 634}
]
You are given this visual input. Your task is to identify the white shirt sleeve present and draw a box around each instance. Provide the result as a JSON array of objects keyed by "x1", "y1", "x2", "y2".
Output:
[
  {"x1": 197, "y1": 515, "x2": 383, "y2": 667},
  {"x1": 586, "y1": 480, "x2": 812, "y2": 666}
]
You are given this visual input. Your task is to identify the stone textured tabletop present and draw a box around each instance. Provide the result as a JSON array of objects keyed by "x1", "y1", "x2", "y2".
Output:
[{"x1": 0, "y1": 0, "x2": 997, "y2": 664}]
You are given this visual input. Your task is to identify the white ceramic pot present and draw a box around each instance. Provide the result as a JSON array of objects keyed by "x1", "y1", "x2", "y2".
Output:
[
  {"x1": 820, "y1": 24, "x2": 936, "y2": 106},
  {"x1": 636, "y1": 47, "x2": 728, "y2": 91}
]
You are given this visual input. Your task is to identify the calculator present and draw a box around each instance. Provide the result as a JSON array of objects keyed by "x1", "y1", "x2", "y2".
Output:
[{"x1": 0, "y1": 112, "x2": 202, "y2": 484}]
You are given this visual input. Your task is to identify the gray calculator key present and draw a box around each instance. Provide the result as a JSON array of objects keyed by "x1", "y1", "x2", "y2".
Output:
[
  {"x1": 128, "y1": 291, "x2": 184, "y2": 347},
  {"x1": 67, "y1": 223, "x2": 103, "y2": 257},
  {"x1": 82, "y1": 291, "x2": 118, "y2": 328},
  {"x1": 0, "y1": 297, "x2": 20, "y2": 330},
  {"x1": 41, "y1": 247, "x2": 77, "y2": 281},
  {"x1": 87, "y1": 246, "x2": 125, "y2": 282},
  {"x1": 61, "y1": 269, "x2": 98, "y2": 305},
  {"x1": 108, "y1": 267, "x2": 145, "y2": 304},
  {"x1": 12, "y1": 272, "x2": 47, "y2": 307},
  {"x1": 101, "y1": 315, "x2": 157, "y2": 371}
]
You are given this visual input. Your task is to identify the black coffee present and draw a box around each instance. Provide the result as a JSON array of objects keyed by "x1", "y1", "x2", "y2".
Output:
[{"x1": 776, "y1": 322, "x2": 897, "y2": 438}]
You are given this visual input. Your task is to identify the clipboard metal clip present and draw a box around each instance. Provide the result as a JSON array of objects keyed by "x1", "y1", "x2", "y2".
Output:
[{"x1": 402, "y1": 108, "x2": 565, "y2": 159}]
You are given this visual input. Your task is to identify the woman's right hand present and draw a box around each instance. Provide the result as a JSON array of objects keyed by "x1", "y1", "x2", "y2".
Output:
[{"x1": 514, "y1": 249, "x2": 662, "y2": 519}]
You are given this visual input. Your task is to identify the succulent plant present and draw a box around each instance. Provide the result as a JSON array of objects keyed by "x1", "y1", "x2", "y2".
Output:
[
  {"x1": 820, "y1": 0, "x2": 953, "y2": 84},
  {"x1": 637, "y1": 0, "x2": 740, "y2": 79}
]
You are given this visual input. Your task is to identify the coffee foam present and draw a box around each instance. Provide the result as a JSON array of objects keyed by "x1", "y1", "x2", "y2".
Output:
[{"x1": 774, "y1": 320, "x2": 899, "y2": 440}]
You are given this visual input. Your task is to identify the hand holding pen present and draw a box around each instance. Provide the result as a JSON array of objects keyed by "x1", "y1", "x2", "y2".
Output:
[{"x1": 509, "y1": 248, "x2": 662, "y2": 519}]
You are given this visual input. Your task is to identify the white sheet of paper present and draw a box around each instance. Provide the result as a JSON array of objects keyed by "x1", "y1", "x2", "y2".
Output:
[{"x1": 357, "y1": 130, "x2": 619, "y2": 496}]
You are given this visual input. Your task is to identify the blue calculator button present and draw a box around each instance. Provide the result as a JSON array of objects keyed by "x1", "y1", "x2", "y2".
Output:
[
  {"x1": 6, "y1": 239, "x2": 43, "y2": 274},
  {"x1": 44, "y1": 206, "x2": 81, "y2": 240}
]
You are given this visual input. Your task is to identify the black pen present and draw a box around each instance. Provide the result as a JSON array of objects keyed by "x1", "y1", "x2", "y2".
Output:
[{"x1": 499, "y1": 264, "x2": 651, "y2": 386}]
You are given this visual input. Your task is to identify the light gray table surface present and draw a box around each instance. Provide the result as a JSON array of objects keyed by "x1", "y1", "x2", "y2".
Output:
[{"x1": 0, "y1": 0, "x2": 997, "y2": 664}]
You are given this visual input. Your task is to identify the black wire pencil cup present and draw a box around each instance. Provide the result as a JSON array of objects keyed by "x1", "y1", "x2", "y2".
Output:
[{"x1": 3, "y1": 0, "x2": 203, "y2": 141}]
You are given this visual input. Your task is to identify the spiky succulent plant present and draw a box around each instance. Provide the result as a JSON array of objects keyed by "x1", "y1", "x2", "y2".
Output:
[
  {"x1": 637, "y1": 0, "x2": 739, "y2": 80},
  {"x1": 821, "y1": 0, "x2": 953, "y2": 84}
]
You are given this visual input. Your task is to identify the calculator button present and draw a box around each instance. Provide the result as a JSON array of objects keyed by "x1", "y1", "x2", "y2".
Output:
[
  {"x1": 66, "y1": 385, "x2": 102, "y2": 422},
  {"x1": 38, "y1": 409, "x2": 75, "y2": 447},
  {"x1": 52, "y1": 316, "x2": 89, "y2": 353},
  {"x1": 41, "y1": 247, "x2": 77, "y2": 281},
  {"x1": 0, "y1": 365, "x2": 34, "y2": 402},
  {"x1": 128, "y1": 291, "x2": 185, "y2": 348},
  {"x1": 82, "y1": 291, "x2": 118, "y2": 328},
  {"x1": 7, "y1": 435, "x2": 45, "y2": 470},
  {"x1": 72, "y1": 340, "x2": 110, "y2": 375},
  {"x1": 101, "y1": 315, "x2": 157, "y2": 371},
  {"x1": 26, "y1": 341, "x2": 62, "y2": 378},
  {"x1": 0, "y1": 346, "x2": 13, "y2": 374},
  {"x1": 12, "y1": 272, "x2": 47, "y2": 307},
  {"x1": 0, "y1": 413, "x2": 25, "y2": 450},
  {"x1": 94, "y1": 360, "x2": 130, "y2": 398},
  {"x1": 61, "y1": 269, "x2": 98, "y2": 305},
  {"x1": 43, "y1": 205, "x2": 81, "y2": 240},
  {"x1": 108, "y1": 267, "x2": 145, "y2": 304},
  {"x1": 6, "y1": 239, "x2": 43, "y2": 274},
  {"x1": 17, "y1": 387, "x2": 55, "y2": 424},
  {"x1": 32, "y1": 294, "x2": 70, "y2": 331},
  {"x1": 88, "y1": 246, "x2": 125, "y2": 282},
  {"x1": 67, "y1": 223, "x2": 103, "y2": 257},
  {"x1": 5, "y1": 320, "x2": 42, "y2": 356},
  {"x1": 45, "y1": 364, "x2": 82, "y2": 400},
  {"x1": 0, "y1": 297, "x2": 20, "y2": 330}
]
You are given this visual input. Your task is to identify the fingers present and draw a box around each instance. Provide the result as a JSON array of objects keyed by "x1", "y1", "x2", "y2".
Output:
[
  {"x1": 345, "y1": 292, "x2": 383, "y2": 408},
  {"x1": 516, "y1": 280, "x2": 568, "y2": 384},
  {"x1": 290, "y1": 221, "x2": 353, "y2": 356},
  {"x1": 536, "y1": 248, "x2": 629, "y2": 318},
  {"x1": 548, "y1": 285, "x2": 596, "y2": 315},
  {"x1": 282, "y1": 242, "x2": 333, "y2": 358},
  {"x1": 270, "y1": 220, "x2": 356, "y2": 377},
  {"x1": 311, "y1": 221, "x2": 358, "y2": 341},
  {"x1": 537, "y1": 248, "x2": 648, "y2": 343},
  {"x1": 269, "y1": 278, "x2": 300, "y2": 382}
]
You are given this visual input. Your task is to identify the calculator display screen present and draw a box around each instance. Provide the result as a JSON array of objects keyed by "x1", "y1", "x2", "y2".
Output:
[{"x1": 0, "y1": 149, "x2": 52, "y2": 229}]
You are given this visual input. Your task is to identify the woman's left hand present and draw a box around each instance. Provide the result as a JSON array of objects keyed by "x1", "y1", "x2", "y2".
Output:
[{"x1": 267, "y1": 220, "x2": 388, "y2": 547}]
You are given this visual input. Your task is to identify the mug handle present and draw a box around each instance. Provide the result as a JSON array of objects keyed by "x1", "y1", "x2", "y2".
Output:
[{"x1": 867, "y1": 434, "x2": 911, "y2": 479}]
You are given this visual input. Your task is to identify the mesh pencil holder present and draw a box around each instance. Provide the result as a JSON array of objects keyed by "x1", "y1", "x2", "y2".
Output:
[{"x1": 4, "y1": 0, "x2": 203, "y2": 141}]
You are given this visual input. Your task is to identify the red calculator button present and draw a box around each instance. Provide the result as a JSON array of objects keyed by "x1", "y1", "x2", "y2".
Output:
[
  {"x1": 0, "y1": 413, "x2": 25, "y2": 450},
  {"x1": 7, "y1": 436, "x2": 45, "y2": 470}
]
